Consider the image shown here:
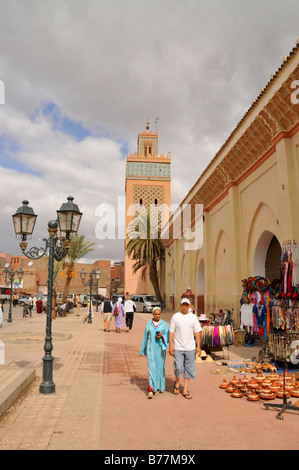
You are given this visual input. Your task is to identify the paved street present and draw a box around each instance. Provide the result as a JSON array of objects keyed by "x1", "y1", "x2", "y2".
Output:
[{"x1": 0, "y1": 306, "x2": 298, "y2": 451}]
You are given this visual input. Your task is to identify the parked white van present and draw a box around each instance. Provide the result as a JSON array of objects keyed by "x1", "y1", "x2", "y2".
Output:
[{"x1": 130, "y1": 294, "x2": 161, "y2": 313}]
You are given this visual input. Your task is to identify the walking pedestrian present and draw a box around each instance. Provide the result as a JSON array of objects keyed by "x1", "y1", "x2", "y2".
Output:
[
  {"x1": 169, "y1": 298, "x2": 202, "y2": 399},
  {"x1": 28, "y1": 296, "x2": 33, "y2": 317},
  {"x1": 139, "y1": 306, "x2": 169, "y2": 398},
  {"x1": 0, "y1": 301, "x2": 4, "y2": 327},
  {"x1": 112, "y1": 297, "x2": 125, "y2": 333},
  {"x1": 36, "y1": 298, "x2": 43, "y2": 313},
  {"x1": 75, "y1": 295, "x2": 81, "y2": 316},
  {"x1": 124, "y1": 295, "x2": 136, "y2": 332},
  {"x1": 102, "y1": 295, "x2": 112, "y2": 332}
]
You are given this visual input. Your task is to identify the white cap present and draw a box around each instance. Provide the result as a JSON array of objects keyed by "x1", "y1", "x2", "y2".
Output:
[{"x1": 181, "y1": 298, "x2": 190, "y2": 305}]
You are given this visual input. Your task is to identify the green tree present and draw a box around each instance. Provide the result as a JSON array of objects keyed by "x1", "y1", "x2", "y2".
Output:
[
  {"x1": 126, "y1": 209, "x2": 164, "y2": 303},
  {"x1": 61, "y1": 234, "x2": 95, "y2": 302}
]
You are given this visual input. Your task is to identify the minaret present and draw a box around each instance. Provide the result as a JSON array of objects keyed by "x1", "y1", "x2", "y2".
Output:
[{"x1": 124, "y1": 120, "x2": 171, "y2": 295}]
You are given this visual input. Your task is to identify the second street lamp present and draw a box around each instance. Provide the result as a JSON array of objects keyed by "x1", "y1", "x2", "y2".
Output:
[
  {"x1": 80, "y1": 268, "x2": 101, "y2": 324},
  {"x1": 12, "y1": 197, "x2": 82, "y2": 395},
  {"x1": 3, "y1": 266, "x2": 23, "y2": 323}
]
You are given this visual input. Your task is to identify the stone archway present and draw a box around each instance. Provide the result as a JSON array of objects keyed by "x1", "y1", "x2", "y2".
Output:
[
  {"x1": 246, "y1": 202, "x2": 282, "y2": 276},
  {"x1": 253, "y1": 231, "x2": 281, "y2": 280}
]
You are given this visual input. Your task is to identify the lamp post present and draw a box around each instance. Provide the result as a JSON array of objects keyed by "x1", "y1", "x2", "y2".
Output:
[
  {"x1": 3, "y1": 266, "x2": 23, "y2": 323},
  {"x1": 80, "y1": 268, "x2": 101, "y2": 324},
  {"x1": 12, "y1": 196, "x2": 82, "y2": 395}
]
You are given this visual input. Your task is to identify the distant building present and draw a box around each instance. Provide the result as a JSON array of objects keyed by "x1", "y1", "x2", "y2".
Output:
[{"x1": 0, "y1": 254, "x2": 124, "y2": 298}]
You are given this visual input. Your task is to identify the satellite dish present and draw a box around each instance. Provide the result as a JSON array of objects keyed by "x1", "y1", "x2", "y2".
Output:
[
  {"x1": 4, "y1": 263, "x2": 10, "y2": 268},
  {"x1": 28, "y1": 261, "x2": 33, "y2": 267}
]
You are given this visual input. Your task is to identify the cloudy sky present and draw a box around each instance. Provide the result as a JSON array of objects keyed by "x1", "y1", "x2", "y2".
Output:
[{"x1": 0, "y1": 0, "x2": 298, "y2": 263}]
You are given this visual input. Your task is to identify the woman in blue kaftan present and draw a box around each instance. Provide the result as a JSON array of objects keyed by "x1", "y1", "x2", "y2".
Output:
[{"x1": 139, "y1": 307, "x2": 169, "y2": 398}]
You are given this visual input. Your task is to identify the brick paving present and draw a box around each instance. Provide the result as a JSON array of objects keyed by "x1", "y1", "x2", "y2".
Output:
[{"x1": 0, "y1": 309, "x2": 298, "y2": 450}]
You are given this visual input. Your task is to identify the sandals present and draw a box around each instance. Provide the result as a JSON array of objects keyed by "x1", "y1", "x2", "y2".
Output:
[
  {"x1": 182, "y1": 393, "x2": 192, "y2": 399},
  {"x1": 173, "y1": 382, "x2": 180, "y2": 395}
]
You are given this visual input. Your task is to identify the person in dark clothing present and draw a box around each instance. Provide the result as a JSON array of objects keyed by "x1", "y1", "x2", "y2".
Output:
[{"x1": 101, "y1": 296, "x2": 112, "y2": 332}]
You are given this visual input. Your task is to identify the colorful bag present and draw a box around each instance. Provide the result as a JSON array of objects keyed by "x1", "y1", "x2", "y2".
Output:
[{"x1": 113, "y1": 305, "x2": 119, "y2": 316}]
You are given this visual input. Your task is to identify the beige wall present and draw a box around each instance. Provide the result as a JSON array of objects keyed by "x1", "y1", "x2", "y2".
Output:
[
  {"x1": 163, "y1": 126, "x2": 299, "y2": 323},
  {"x1": 161, "y1": 44, "x2": 299, "y2": 323}
]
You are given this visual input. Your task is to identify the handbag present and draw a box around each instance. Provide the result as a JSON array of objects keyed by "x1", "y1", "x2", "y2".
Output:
[{"x1": 113, "y1": 305, "x2": 119, "y2": 316}]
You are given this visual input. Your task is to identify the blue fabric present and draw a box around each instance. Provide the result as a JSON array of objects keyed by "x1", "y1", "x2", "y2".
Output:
[{"x1": 139, "y1": 320, "x2": 169, "y2": 392}]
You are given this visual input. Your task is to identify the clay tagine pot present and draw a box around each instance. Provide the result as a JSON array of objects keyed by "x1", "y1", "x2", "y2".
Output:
[
  {"x1": 241, "y1": 375, "x2": 249, "y2": 384},
  {"x1": 256, "y1": 385, "x2": 264, "y2": 394},
  {"x1": 231, "y1": 376, "x2": 238, "y2": 386},
  {"x1": 226, "y1": 383, "x2": 235, "y2": 393},
  {"x1": 262, "y1": 378, "x2": 272, "y2": 388},
  {"x1": 284, "y1": 371, "x2": 292, "y2": 382},
  {"x1": 247, "y1": 391, "x2": 260, "y2": 401},
  {"x1": 269, "y1": 381, "x2": 280, "y2": 393},
  {"x1": 219, "y1": 379, "x2": 229, "y2": 389},
  {"x1": 259, "y1": 386, "x2": 276, "y2": 400},
  {"x1": 240, "y1": 384, "x2": 249, "y2": 394},
  {"x1": 255, "y1": 373, "x2": 265, "y2": 384},
  {"x1": 276, "y1": 374, "x2": 284, "y2": 386},
  {"x1": 236, "y1": 380, "x2": 243, "y2": 389},
  {"x1": 248, "y1": 378, "x2": 259, "y2": 389},
  {"x1": 276, "y1": 386, "x2": 291, "y2": 399},
  {"x1": 291, "y1": 386, "x2": 299, "y2": 398},
  {"x1": 231, "y1": 388, "x2": 244, "y2": 398},
  {"x1": 269, "y1": 372, "x2": 278, "y2": 382}
]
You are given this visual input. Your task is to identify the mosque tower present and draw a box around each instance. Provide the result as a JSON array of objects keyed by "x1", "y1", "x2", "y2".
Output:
[{"x1": 124, "y1": 120, "x2": 171, "y2": 296}]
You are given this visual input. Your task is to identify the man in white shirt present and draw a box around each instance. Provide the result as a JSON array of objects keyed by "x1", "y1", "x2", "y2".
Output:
[
  {"x1": 169, "y1": 298, "x2": 202, "y2": 399},
  {"x1": 124, "y1": 296, "x2": 136, "y2": 332}
]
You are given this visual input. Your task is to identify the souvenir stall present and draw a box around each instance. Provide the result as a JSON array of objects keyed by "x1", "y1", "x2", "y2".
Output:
[
  {"x1": 267, "y1": 241, "x2": 299, "y2": 365},
  {"x1": 240, "y1": 276, "x2": 273, "y2": 340},
  {"x1": 239, "y1": 242, "x2": 299, "y2": 365}
]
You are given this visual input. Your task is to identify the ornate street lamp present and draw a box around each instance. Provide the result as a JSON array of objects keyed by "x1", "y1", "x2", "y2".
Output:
[
  {"x1": 3, "y1": 266, "x2": 23, "y2": 323},
  {"x1": 80, "y1": 268, "x2": 101, "y2": 324},
  {"x1": 12, "y1": 197, "x2": 82, "y2": 395}
]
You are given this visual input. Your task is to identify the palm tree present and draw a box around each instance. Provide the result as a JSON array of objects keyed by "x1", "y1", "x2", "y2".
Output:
[
  {"x1": 61, "y1": 233, "x2": 95, "y2": 303},
  {"x1": 126, "y1": 209, "x2": 164, "y2": 303}
]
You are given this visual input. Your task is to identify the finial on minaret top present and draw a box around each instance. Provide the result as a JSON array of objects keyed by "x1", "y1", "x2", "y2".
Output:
[{"x1": 146, "y1": 119, "x2": 149, "y2": 131}]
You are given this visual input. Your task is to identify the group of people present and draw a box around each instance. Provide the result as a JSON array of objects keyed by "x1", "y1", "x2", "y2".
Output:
[
  {"x1": 140, "y1": 298, "x2": 202, "y2": 400},
  {"x1": 101, "y1": 294, "x2": 203, "y2": 399},
  {"x1": 101, "y1": 295, "x2": 136, "y2": 333}
]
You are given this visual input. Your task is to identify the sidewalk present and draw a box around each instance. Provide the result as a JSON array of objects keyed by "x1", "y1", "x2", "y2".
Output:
[{"x1": 0, "y1": 308, "x2": 298, "y2": 450}]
